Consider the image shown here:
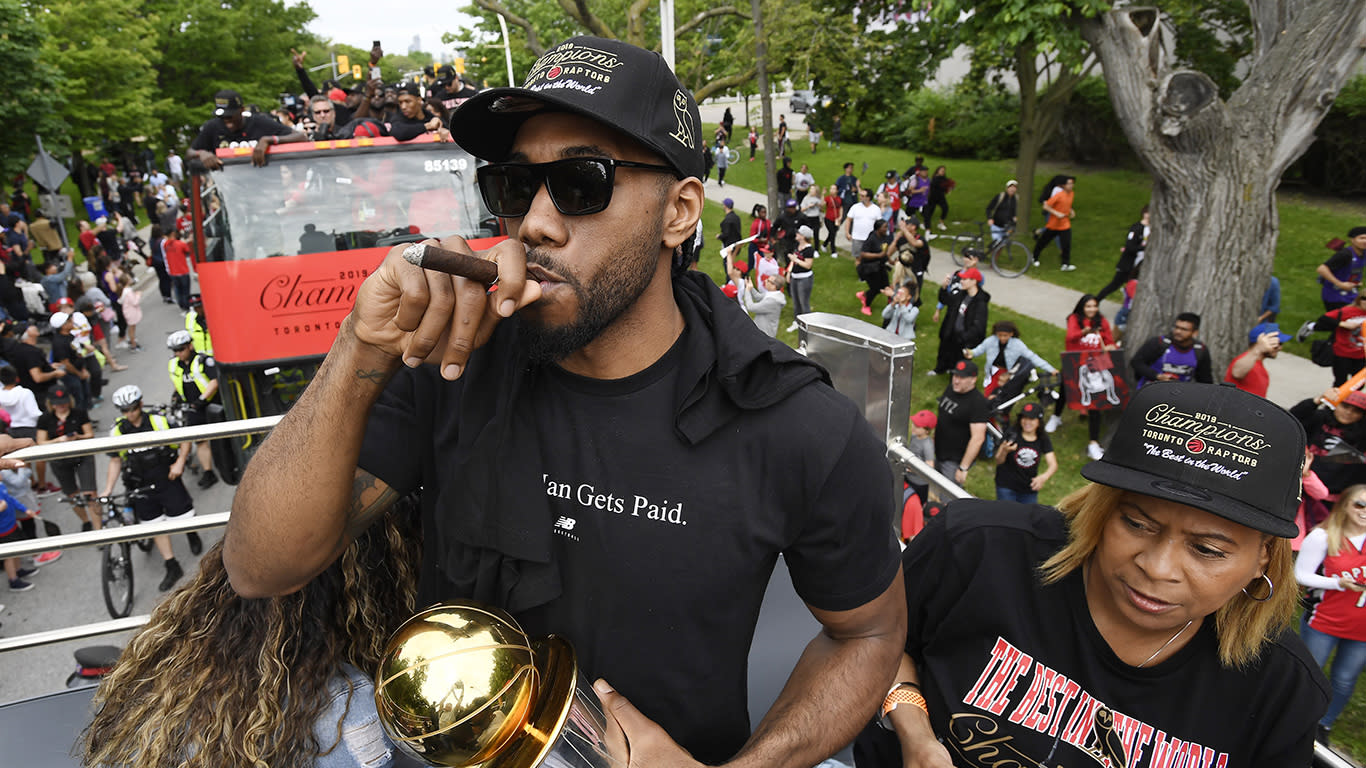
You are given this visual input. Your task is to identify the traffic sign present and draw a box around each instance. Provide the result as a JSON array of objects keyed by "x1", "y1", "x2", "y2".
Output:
[{"x1": 26, "y1": 149, "x2": 69, "y2": 193}]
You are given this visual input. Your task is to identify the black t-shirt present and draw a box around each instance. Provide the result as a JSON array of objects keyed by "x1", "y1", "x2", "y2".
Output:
[
  {"x1": 358, "y1": 277, "x2": 899, "y2": 765},
  {"x1": 776, "y1": 167, "x2": 793, "y2": 194},
  {"x1": 854, "y1": 502, "x2": 1328, "y2": 768},
  {"x1": 934, "y1": 386, "x2": 990, "y2": 464},
  {"x1": 49, "y1": 333, "x2": 77, "y2": 366},
  {"x1": 190, "y1": 113, "x2": 294, "y2": 152},
  {"x1": 36, "y1": 408, "x2": 90, "y2": 440},
  {"x1": 5, "y1": 341, "x2": 52, "y2": 398},
  {"x1": 860, "y1": 230, "x2": 891, "y2": 261},
  {"x1": 790, "y1": 245, "x2": 814, "y2": 277},
  {"x1": 994, "y1": 431, "x2": 1053, "y2": 492},
  {"x1": 385, "y1": 112, "x2": 430, "y2": 142}
]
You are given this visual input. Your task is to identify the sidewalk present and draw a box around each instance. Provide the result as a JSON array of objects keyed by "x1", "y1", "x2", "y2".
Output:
[{"x1": 702, "y1": 179, "x2": 1325, "y2": 410}]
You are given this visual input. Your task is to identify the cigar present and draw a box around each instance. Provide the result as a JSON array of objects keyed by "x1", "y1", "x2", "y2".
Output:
[{"x1": 401, "y1": 243, "x2": 499, "y2": 286}]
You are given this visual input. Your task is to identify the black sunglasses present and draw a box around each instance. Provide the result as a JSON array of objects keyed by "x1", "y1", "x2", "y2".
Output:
[{"x1": 476, "y1": 157, "x2": 678, "y2": 218}]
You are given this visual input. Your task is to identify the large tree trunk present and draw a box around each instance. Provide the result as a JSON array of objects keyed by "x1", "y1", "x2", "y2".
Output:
[
  {"x1": 1081, "y1": 2, "x2": 1366, "y2": 366},
  {"x1": 752, "y1": 0, "x2": 779, "y2": 216}
]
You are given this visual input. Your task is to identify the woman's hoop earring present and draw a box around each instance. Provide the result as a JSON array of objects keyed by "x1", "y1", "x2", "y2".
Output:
[{"x1": 1242, "y1": 573, "x2": 1274, "y2": 602}]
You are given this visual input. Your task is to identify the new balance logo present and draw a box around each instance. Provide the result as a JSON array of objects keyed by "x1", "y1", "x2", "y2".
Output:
[{"x1": 554, "y1": 516, "x2": 579, "y2": 541}]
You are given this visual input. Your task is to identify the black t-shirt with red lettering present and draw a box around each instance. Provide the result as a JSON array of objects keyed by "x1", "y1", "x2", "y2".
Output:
[{"x1": 853, "y1": 501, "x2": 1327, "y2": 768}]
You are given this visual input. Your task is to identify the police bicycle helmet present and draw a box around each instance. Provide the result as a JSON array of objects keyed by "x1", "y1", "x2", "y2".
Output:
[
  {"x1": 112, "y1": 385, "x2": 143, "y2": 410},
  {"x1": 167, "y1": 330, "x2": 193, "y2": 350}
]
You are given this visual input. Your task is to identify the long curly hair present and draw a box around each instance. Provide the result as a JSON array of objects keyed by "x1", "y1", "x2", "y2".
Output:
[{"x1": 82, "y1": 500, "x2": 422, "y2": 768}]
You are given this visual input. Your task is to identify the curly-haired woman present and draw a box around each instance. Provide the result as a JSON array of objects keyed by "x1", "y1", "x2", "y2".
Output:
[{"x1": 83, "y1": 501, "x2": 421, "y2": 768}]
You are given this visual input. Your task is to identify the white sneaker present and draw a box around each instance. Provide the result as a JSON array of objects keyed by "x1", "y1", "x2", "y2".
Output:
[
  {"x1": 1032, "y1": 259, "x2": 1041, "y2": 267},
  {"x1": 926, "y1": 369, "x2": 941, "y2": 377},
  {"x1": 786, "y1": 322, "x2": 799, "y2": 332},
  {"x1": 1296, "y1": 320, "x2": 1316, "y2": 342},
  {"x1": 1087, "y1": 442, "x2": 1104, "y2": 460},
  {"x1": 1060, "y1": 264, "x2": 1077, "y2": 272},
  {"x1": 1045, "y1": 414, "x2": 1062, "y2": 433},
  {"x1": 937, "y1": 222, "x2": 947, "y2": 231}
]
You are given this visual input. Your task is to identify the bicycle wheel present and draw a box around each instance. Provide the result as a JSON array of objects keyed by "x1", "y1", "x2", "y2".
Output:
[
  {"x1": 102, "y1": 538, "x2": 135, "y2": 619},
  {"x1": 725, "y1": 149, "x2": 739, "y2": 164},
  {"x1": 135, "y1": 537, "x2": 153, "y2": 552},
  {"x1": 991, "y1": 239, "x2": 1032, "y2": 278},
  {"x1": 944, "y1": 233, "x2": 978, "y2": 267}
]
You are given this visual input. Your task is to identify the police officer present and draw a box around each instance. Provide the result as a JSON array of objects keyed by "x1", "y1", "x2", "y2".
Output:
[
  {"x1": 166, "y1": 330, "x2": 219, "y2": 489},
  {"x1": 102, "y1": 385, "x2": 202, "y2": 591},
  {"x1": 185, "y1": 294, "x2": 213, "y2": 356}
]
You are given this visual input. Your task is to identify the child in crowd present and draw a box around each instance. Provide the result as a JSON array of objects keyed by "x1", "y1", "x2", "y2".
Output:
[
  {"x1": 993, "y1": 401, "x2": 1057, "y2": 505},
  {"x1": 907, "y1": 410, "x2": 937, "y2": 505},
  {"x1": 118, "y1": 270, "x2": 143, "y2": 352},
  {"x1": 0, "y1": 471, "x2": 35, "y2": 591},
  {"x1": 881, "y1": 282, "x2": 919, "y2": 340}
]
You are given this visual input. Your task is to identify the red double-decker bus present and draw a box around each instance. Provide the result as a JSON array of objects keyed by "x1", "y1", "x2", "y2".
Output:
[{"x1": 188, "y1": 135, "x2": 503, "y2": 475}]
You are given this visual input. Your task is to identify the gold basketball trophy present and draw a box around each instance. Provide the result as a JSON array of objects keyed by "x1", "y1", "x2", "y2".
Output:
[{"x1": 375, "y1": 601, "x2": 629, "y2": 768}]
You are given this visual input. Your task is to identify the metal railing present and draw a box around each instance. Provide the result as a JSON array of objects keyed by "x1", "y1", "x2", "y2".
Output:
[{"x1": 0, "y1": 416, "x2": 280, "y2": 651}]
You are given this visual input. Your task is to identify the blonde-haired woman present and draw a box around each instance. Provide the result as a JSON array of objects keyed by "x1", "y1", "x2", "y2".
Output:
[
  {"x1": 1296, "y1": 484, "x2": 1366, "y2": 744},
  {"x1": 856, "y1": 383, "x2": 1327, "y2": 768}
]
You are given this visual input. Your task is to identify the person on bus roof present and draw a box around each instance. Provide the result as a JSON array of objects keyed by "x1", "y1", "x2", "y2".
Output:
[{"x1": 189, "y1": 89, "x2": 306, "y2": 171}]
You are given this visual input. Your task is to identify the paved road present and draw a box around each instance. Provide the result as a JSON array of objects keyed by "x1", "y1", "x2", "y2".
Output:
[{"x1": 0, "y1": 264, "x2": 233, "y2": 704}]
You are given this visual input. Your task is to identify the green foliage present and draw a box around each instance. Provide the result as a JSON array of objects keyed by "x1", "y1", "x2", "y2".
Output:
[
  {"x1": 1293, "y1": 75, "x2": 1366, "y2": 196},
  {"x1": 1043, "y1": 76, "x2": 1135, "y2": 167},
  {"x1": 895, "y1": 85, "x2": 1020, "y2": 160},
  {"x1": 0, "y1": 0, "x2": 66, "y2": 179},
  {"x1": 39, "y1": 0, "x2": 166, "y2": 151},
  {"x1": 141, "y1": 0, "x2": 317, "y2": 146},
  {"x1": 1165, "y1": 0, "x2": 1252, "y2": 99}
]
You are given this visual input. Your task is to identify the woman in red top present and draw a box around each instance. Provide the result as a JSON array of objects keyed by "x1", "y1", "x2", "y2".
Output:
[
  {"x1": 1296, "y1": 485, "x2": 1366, "y2": 741},
  {"x1": 746, "y1": 203, "x2": 771, "y2": 273},
  {"x1": 1053, "y1": 294, "x2": 1118, "y2": 459},
  {"x1": 1304, "y1": 292, "x2": 1366, "y2": 386},
  {"x1": 822, "y1": 184, "x2": 842, "y2": 252}
]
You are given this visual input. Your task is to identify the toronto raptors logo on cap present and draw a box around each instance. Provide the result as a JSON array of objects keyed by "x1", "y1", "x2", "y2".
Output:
[{"x1": 1186, "y1": 437, "x2": 1205, "y2": 453}]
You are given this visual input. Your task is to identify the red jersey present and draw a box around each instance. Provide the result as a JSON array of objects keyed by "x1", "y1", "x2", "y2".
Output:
[
  {"x1": 164, "y1": 238, "x2": 191, "y2": 276},
  {"x1": 1223, "y1": 352, "x2": 1269, "y2": 398},
  {"x1": 79, "y1": 230, "x2": 97, "y2": 253},
  {"x1": 1064, "y1": 314, "x2": 1113, "y2": 352},
  {"x1": 1308, "y1": 536, "x2": 1366, "y2": 641},
  {"x1": 1325, "y1": 304, "x2": 1366, "y2": 359},
  {"x1": 823, "y1": 195, "x2": 841, "y2": 221}
]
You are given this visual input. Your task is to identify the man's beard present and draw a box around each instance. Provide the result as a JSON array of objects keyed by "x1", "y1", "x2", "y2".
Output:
[{"x1": 518, "y1": 220, "x2": 663, "y2": 364}]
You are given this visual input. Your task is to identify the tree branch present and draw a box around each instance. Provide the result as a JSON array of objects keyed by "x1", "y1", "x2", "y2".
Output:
[
  {"x1": 626, "y1": 0, "x2": 652, "y2": 48},
  {"x1": 677, "y1": 6, "x2": 751, "y2": 38},
  {"x1": 471, "y1": 0, "x2": 548, "y2": 57},
  {"x1": 557, "y1": 0, "x2": 616, "y2": 39},
  {"x1": 693, "y1": 67, "x2": 757, "y2": 102}
]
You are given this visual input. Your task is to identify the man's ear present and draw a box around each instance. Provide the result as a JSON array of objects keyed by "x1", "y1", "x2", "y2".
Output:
[{"x1": 662, "y1": 178, "x2": 705, "y2": 250}]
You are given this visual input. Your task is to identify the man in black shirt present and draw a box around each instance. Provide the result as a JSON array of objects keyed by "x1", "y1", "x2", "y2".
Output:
[
  {"x1": 3, "y1": 322, "x2": 62, "y2": 404},
  {"x1": 189, "y1": 89, "x2": 301, "y2": 170},
  {"x1": 935, "y1": 358, "x2": 990, "y2": 487},
  {"x1": 227, "y1": 36, "x2": 904, "y2": 768},
  {"x1": 772, "y1": 198, "x2": 803, "y2": 262},
  {"x1": 776, "y1": 156, "x2": 794, "y2": 200},
  {"x1": 47, "y1": 312, "x2": 89, "y2": 409},
  {"x1": 385, "y1": 81, "x2": 448, "y2": 142}
]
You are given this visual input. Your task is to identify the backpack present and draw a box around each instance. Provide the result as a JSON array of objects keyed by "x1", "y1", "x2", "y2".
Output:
[{"x1": 986, "y1": 192, "x2": 1005, "y2": 219}]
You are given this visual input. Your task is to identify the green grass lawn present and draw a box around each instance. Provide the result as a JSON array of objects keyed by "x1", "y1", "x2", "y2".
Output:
[{"x1": 707, "y1": 125, "x2": 1366, "y2": 365}]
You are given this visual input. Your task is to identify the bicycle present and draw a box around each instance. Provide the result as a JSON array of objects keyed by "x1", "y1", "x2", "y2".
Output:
[
  {"x1": 945, "y1": 221, "x2": 1034, "y2": 278},
  {"x1": 722, "y1": 147, "x2": 739, "y2": 164},
  {"x1": 95, "y1": 489, "x2": 153, "y2": 619}
]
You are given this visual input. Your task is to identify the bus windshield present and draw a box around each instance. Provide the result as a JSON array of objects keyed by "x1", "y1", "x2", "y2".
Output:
[{"x1": 201, "y1": 144, "x2": 493, "y2": 261}]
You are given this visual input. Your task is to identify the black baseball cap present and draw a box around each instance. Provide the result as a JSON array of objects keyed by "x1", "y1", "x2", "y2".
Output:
[
  {"x1": 1081, "y1": 382, "x2": 1306, "y2": 538},
  {"x1": 950, "y1": 360, "x2": 977, "y2": 378},
  {"x1": 451, "y1": 36, "x2": 703, "y2": 180},
  {"x1": 213, "y1": 89, "x2": 245, "y2": 117},
  {"x1": 1019, "y1": 402, "x2": 1044, "y2": 420},
  {"x1": 47, "y1": 386, "x2": 73, "y2": 405},
  {"x1": 396, "y1": 80, "x2": 422, "y2": 97}
]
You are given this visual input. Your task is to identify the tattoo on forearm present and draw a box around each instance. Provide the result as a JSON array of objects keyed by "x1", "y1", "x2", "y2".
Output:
[
  {"x1": 347, "y1": 470, "x2": 399, "y2": 538},
  {"x1": 356, "y1": 368, "x2": 386, "y2": 383}
]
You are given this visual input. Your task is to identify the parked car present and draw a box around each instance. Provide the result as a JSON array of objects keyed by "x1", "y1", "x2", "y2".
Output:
[{"x1": 790, "y1": 90, "x2": 816, "y2": 113}]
